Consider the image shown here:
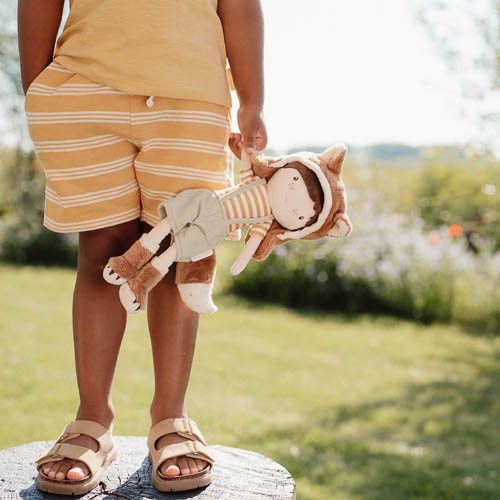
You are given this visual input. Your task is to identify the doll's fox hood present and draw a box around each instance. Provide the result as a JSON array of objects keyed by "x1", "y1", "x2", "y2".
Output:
[{"x1": 246, "y1": 144, "x2": 353, "y2": 261}]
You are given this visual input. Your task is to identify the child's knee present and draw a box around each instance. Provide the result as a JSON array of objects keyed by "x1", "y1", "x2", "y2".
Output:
[{"x1": 78, "y1": 220, "x2": 141, "y2": 274}]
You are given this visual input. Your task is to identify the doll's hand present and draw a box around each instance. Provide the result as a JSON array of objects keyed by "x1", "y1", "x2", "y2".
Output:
[
  {"x1": 230, "y1": 255, "x2": 249, "y2": 276},
  {"x1": 237, "y1": 104, "x2": 268, "y2": 154},
  {"x1": 230, "y1": 233, "x2": 263, "y2": 275}
]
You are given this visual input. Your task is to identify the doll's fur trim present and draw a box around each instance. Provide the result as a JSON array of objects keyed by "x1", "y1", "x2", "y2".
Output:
[
  {"x1": 175, "y1": 252, "x2": 216, "y2": 285},
  {"x1": 127, "y1": 262, "x2": 163, "y2": 309},
  {"x1": 108, "y1": 240, "x2": 154, "y2": 280}
]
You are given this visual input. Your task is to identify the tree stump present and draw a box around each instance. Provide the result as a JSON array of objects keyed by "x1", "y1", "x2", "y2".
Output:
[{"x1": 0, "y1": 436, "x2": 296, "y2": 499}]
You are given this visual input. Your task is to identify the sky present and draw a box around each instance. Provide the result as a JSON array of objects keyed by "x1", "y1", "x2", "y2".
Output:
[
  {"x1": 2, "y1": 0, "x2": 481, "y2": 151},
  {"x1": 241, "y1": 0, "x2": 474, "y2": 150}
]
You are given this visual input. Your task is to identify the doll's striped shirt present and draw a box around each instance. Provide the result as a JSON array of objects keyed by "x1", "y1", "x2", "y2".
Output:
[{"x1": 218, "y1": 161, "x2": 273, "y2": 239}]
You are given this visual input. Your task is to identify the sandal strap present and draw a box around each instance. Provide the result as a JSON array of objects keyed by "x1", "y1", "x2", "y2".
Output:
[
  {"x1": 35, "y1": 420, "x2": 114, "y2": 473},
  {"x1": 151, "y1": 439, "x2": 215, "y2": 471},
  {"x1": 35, "y1": 443, "x2": 102, "y2": 476},
  {"x1": 147, "y1": 417, "x2": 207, "y2": 450},
  {"x1": 65, "y1": 420, "x2": 114, "y2": 451}
]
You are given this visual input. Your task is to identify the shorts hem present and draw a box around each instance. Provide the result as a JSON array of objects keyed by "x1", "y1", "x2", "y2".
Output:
[{"x1": 43, "y1": 210, "x2": 141, "y2": 234}]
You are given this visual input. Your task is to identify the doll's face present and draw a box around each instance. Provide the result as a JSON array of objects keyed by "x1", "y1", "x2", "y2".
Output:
[{"x1": 266, "y1": 167, "x2": 316, "y2": 230}]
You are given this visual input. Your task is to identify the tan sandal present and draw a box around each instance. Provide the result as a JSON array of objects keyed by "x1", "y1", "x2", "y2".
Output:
[
  {"x1": 147, "y1": 416, "x2": 215, "y2": 492},
  {"x1": 35, "y1": 419, "x2": 118, "y2": 495}
]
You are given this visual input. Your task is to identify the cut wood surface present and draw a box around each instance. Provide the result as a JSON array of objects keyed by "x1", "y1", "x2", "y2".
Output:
[{"x1": 0, "y1": 436, "x2": 296, "y2": 499}]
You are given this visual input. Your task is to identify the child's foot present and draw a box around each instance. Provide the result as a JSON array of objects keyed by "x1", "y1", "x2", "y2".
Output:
[
  {"x1": 39, "y1": 433, "x2": 98, "y2": 481},
  {"x1": 155, "y1": 431, "x2": 209, "y2": 477}
]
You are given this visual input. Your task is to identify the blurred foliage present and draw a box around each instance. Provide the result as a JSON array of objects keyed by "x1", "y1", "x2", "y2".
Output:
[
  {"x1": 342, "y1": 152, "x2": 499, "y2": 250},
  {"x1": 416, "y1": 160, "x2": 499, "y2": 250},
  {"x1": 417, "y1": 0, "x2": 500, "y2": 152},
  {"x1": 0, "y1": 147, "x2": 77, "y2": 266},
  {"x1": 231, "y1": 151, "x2": 500, "y2": 334}
]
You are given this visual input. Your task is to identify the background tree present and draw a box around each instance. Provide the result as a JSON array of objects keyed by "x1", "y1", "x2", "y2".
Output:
[{"x1": 417, "y1": 0, "x2": 500, "y2": 153}]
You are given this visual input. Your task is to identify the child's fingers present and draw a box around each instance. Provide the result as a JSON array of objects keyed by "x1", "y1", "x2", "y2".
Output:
[
  {"x1": 241, "y1": 126, "x2": 256, "y2": 153},
  {"x1": 255, "y1": 124, "x2": 268, "y2": 151}
]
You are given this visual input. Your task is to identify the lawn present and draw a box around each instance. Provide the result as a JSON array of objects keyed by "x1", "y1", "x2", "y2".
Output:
[{"x1": 1, "y1": 261, "x2": 499, "y2": 499}]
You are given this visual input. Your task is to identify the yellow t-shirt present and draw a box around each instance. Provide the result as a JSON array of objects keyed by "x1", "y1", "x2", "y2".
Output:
[{"x1": 53, "y1": 0, "x2": 232, "y2": 108}]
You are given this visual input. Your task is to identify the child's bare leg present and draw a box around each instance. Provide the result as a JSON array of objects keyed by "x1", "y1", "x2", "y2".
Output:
[
  {"x1": 141, "y1": 221, "x2": 208, "y2": 477},
  {"x1": 41, "y1": 219, "x2": 141, "y2": 481}
]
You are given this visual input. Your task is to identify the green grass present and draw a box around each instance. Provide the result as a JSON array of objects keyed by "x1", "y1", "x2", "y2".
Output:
[{"x1": 1, "y1": 260, "x2": 499, "y2": 499}]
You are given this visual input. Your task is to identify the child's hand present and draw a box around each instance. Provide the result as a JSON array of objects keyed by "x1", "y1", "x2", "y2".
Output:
[
  {"x1": 237, "y1": 104, "x2": 268, "y2": 155},
  {"x1": 229, "y1": 132, "x2": 244, "y2": 159}
]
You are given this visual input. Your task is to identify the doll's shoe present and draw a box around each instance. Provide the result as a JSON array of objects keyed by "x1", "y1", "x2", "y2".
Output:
[
  {"x1": 103, "y1": 234, "x2": 157, "y2": 285},
  {"x1": 35, "y1": 419, "x2": 118, "y2": 496},
  {"x1": 119, "y1": 261, "x2": 164, "y2": 313},
  {"x1": 147, "y1": 416, "x2": 215, "y2": 493}
]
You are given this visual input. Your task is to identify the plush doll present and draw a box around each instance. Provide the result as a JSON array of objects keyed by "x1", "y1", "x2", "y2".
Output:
[{"x1": 102, "y1": 137, "x2": 352, "y2": 313}]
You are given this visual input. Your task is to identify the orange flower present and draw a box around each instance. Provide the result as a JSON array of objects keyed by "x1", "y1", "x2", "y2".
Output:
[{"x1": 448, "y1": 224, "x2": 464, "y2": 238}]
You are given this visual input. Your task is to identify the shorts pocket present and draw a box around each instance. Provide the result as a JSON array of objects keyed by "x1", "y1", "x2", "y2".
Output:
[{"x1": 25, "y1": 61, "x2": 55, "y2": 98}]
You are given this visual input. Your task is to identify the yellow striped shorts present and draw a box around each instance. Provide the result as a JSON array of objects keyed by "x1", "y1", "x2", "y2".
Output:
[{"x1": 24, "y1": 60, "x2": 235, "y2": 234}]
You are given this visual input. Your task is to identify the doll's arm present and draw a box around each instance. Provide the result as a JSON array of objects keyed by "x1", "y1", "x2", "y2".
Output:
[
  {"x1": 230, "y1": 233, "x2": 263, "y2": 276},
  {"x1": 230, "y1": 220, "x2": 272, "y2": 275}
]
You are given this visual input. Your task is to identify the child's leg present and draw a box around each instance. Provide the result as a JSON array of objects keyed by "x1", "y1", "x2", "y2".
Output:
[
  {"x1": 141, "y1": 222, "x2": 208, "y2": 477},
  {"x1": 40, "y1": 219, "x2": 141, "y2": 481}
]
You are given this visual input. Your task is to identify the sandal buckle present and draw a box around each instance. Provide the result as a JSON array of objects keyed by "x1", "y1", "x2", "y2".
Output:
[
  {"x1": 51, "y1": 443, "x2": 62, "y2": 457},
  {"x1": 181, "y1": 417, "x2": 193, "y2": 436},
  {"x1": 191, "y1": 440, "x2": 201, "y2": 455}
]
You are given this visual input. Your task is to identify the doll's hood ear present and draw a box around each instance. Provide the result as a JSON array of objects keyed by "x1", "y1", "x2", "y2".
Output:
[{"x1": 319, "y1": 144, "x2": 347, "y2": 174}]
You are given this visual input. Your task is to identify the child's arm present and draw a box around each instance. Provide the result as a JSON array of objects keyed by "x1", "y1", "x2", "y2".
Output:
[
  {"x1": 218, "y1": 0, "x2": 267, "y2": 153},
  {"x1": 18, "y1": 0, "x2": 65, "y2": 94}
]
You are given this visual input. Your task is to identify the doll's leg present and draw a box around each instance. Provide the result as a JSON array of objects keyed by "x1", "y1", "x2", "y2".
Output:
[
  {"x1": 176, "y1": 253, "x2": 218, "y2": 314},
  {"x1": 118, "y1": 243, "x2": 177, "y2": 313},
  {"x1": 103, "y1": 217, "x2": 173, "y2": 285}
]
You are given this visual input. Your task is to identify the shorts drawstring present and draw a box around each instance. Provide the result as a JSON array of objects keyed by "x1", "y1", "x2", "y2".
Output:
[{"x1": 146, "y1": 95, "x2": 155, "y2": 108}]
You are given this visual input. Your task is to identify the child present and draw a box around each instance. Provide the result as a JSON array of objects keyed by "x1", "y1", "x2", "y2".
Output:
[{"x1": 18, "y1": 0, "x2": 267, "y2": 494}]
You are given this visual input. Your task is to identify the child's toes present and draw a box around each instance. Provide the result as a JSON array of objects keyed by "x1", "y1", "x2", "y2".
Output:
[
  {"x1": 48, "y1": 461, "x2": 64, "y2": 478},
  {"x1": 119, "y1": 282, "x2": 143, "y2": 313},
  {"x1": 67, "y1": 461, "x2": 89, "y2": 480},
  {"x1": 186, "y1": 457, "x2": 199, "y2": 474},
  {"x1": 177, "y1": 457, "x2": 191, "y2": 475},
  {"x1": 160, "y1": 458, "x2": 180, "y2": 477},
  {"x1": 55, "y1": 461, "x2": 72, "y2": 479},
  {"x1": 195, "y1": 458, "x2": 208, "y2": 471},
  {"x1": 103, "y1": 264, "x2": 127, "y2": 285},
  {"x1": 41, "y1": 463, "x2": 51, "y2": 476}
]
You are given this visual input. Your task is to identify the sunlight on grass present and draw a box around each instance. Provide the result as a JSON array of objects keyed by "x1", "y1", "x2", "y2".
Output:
[{"x1": 1, "y1": 262, "x2": 499, "y2": 499}]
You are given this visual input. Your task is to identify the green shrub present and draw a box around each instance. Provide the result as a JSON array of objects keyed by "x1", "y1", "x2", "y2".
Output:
[
  {"x1": 415, "y1": 159, "x2": 499, "y2": 250},
  {"x1": 230, "y1": 205, "x2": 500, "y2": 334},
  {"x1": 0, "y1": 148, "x2": 77, "y2": 266}
]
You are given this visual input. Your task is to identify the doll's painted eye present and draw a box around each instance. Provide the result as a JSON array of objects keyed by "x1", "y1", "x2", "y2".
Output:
[
  {"x1": 299, "y1": 215, "x2": 304, "y2": 220},
  {"x1": 293, "y1": 176, "x2": 299, "y2": 181}
]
